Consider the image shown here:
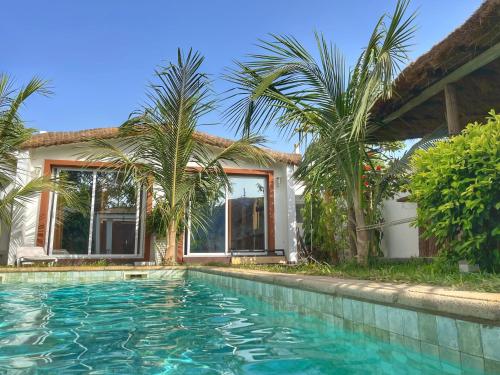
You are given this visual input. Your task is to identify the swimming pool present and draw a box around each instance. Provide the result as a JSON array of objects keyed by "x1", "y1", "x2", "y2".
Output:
[{"x1": 0, "y1": 274, "x2": 487, "y2": 374}]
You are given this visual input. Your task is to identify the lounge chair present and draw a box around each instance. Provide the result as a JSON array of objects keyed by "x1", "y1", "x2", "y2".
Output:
[{"x1": 16, "y1": 247, "x2": 58, "y2": 267}]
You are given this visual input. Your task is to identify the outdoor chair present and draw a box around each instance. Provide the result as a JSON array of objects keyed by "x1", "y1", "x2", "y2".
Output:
[{"x1": 16, "y1": 246, "x2": 58, "y2": 267}]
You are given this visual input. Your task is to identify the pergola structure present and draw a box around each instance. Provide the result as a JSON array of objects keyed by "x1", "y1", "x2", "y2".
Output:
[{"x1": 373, "y1": 0, "x2": 500, "y2": 141}]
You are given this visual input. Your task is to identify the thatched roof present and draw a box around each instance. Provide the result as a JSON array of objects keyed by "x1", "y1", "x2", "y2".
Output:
[
  {"x1": 22, "y1": 127, "x2": 301, "y2": 165},
  {"x1": 373, "y1": 0, "x2": 500, "y2": 140}
]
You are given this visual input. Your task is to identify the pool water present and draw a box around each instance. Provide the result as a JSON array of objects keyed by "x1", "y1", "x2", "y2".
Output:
[{"x1": 0, "y1": 278, "x2": 480, "y2": 374}]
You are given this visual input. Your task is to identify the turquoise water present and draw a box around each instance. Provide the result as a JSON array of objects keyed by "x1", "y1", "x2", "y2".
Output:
[{"x1": 0, "y1": 279, "x2": 479, "y2": 374}]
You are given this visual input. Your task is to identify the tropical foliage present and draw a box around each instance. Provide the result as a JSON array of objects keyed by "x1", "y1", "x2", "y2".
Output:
[
  {"x1": 226, "y1": 0, "x2": 416, "y2": 264},
  {"x1": 300, "y1": 191, "x2": 350, "y2": 263},
  {"x1": 410, "y1": 111, "x2": 500, "y2": 272},
  {"x1": 0, "y1": 75, "x2": 70, "y2": 229},
  {"x1": 300, "y1": 142, "x2": 416, "y2": 263},
  {"x1": 84, "y1": 50, "x2": 271, "y2": 263}
]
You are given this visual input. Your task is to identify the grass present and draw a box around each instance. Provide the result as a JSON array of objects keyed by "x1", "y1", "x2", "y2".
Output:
[{"x1": 226, "y1": 259, "x2": 500, "y2": 293}]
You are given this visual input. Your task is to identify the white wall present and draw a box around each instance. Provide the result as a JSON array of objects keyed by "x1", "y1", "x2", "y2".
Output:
[
  {"x1": 3, "y1": 151, "x2": 42, "y2": 265},
  {"x1": 5, "y1": 141, "x2": 298, "y2": 264},
  {"x1": 285, "y1": 165, "x2": 297, "y2": 262},
  {"x1": 380, "y1": 194, "x2": 419, "y2": 258}
]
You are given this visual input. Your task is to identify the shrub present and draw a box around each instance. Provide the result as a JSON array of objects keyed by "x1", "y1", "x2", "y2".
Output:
[
  {"x1": 409, "y1": 111, "x2": 500, "y2": 272},
  {"x1": 301, "y1": 192, "x2": 350, "y2": 263}
]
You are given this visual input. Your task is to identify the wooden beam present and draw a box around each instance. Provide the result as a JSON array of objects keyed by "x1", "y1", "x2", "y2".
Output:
[
  {"x1": 383, "y1": 42, "x2": 500, "y2": 124},
  {"x1": 444, "y1": 83, "x2": 462, "y2": 135}
]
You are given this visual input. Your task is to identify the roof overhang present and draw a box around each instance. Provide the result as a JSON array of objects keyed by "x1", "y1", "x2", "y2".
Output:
[
  {"x1": 23, "y1": 127, "x2": 301, "y2": 166},
  {"x1": 372, "y1": 0, "x2": 500, "y2": 141}
]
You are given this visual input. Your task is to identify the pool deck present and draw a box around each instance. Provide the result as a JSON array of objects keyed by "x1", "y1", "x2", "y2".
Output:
[{"x1": 1, "y1": 265, "x2": 499, "y2": 324}]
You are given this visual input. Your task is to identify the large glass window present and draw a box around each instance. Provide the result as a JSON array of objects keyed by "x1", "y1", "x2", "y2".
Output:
[
  {"x1": 228, "y1": 176, "x2": 266, "y2": 251},
  {"x1": 187, "y1": 175, "x2": 267, "y2": 255},
  {"x1": 91, "y1": 172, "x2": 139, "y2": 255},
  {"x1": 48, "y1": 168, "x2": 144, "y2": 257},
  {"x1": 189, "y1": 198, "x2": 226, "y2": 253},
  {"x1": 52, "y1": 170, "x2": 93, "y2": 255}
]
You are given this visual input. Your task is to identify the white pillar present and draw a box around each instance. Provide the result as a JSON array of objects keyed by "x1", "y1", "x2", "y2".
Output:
[
  {"x1": 285, "y1": 165, "x2": 298, "y2": 263},
  {"x1": 7, "y1": 151, "x2": 32, "y2": 265}
]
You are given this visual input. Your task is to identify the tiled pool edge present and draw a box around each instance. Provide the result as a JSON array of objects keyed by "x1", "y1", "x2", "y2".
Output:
[
  {"x1": 190, "y1": 267, "x2": 500, "y2": 323},
  {"x1": 0, "y1": 266, "x2": 186, "y2": 283},
  {"x1": 189, "y1": 267, "x2": 500, "y2": 374}
]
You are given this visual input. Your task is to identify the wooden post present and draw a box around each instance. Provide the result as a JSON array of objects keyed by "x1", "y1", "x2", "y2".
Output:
[{"x1": 444, "y1": 83, "x2": 462, "y2": 135}]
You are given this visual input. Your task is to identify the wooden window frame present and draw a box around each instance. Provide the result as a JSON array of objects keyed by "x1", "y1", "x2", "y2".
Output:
[
  {"x1": 36, "y1": 160, "x2": 152, "y2": 261},
  {"x1": 37, "y1": 161, "x2": 275, "y2": 262},
  {"x1": 181, "y1": 168, "x2": 275, "y2": 259}
]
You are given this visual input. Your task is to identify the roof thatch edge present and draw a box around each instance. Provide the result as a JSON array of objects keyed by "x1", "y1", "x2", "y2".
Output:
[{"x1": 22, "y1": 127, "x2": 301, "y2": 166}]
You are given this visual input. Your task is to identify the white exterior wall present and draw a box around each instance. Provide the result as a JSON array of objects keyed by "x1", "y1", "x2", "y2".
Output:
[
  {"x1": 285, "y1": 165, "x2": 297, "y2": 262},
  {"x1": 380, "y1": 194, "x2": 419, "y2": 258},
  {"x1": 2, "y1": 141, "x2": 298, "y2": 264},
  {"x1": 1, "y1": 151, "x2": 42, "y2": 265}
]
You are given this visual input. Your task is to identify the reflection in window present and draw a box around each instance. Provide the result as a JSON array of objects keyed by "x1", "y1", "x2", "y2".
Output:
[
  {"x1": 53, "y1": 170, "x2": 93, "y2": 254},
  {"x1": 295, "y1": 203, "x2": 305, "y2": 224},
  {"x1": 50, "y1": 168, "x2": 143, "y2": 256},
  {"x1": 91, "y1": 172, "x2": 138, "y2": 255},
  {"x1": 189, "y1": 199, "x2": 226, "y2": 253},
  {"x1": 229, "y1": 176, "x2": 266, "y2": 250},
  {"x1": 185, "y1": 175, "x2": 269, "y2": 255}
]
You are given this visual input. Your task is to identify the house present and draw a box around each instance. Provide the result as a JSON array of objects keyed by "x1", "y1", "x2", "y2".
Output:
[
  {"x1": 376, "y1": 0, "x2": 500, "y2": 258},
  {"x1": 0, "y1": 128, "x2": 301, "y2": 265}
]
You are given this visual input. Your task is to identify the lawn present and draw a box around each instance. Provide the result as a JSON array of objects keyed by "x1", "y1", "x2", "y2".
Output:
[{"x1": 224, "y1": 260, "x2": 500, "y2": 293}]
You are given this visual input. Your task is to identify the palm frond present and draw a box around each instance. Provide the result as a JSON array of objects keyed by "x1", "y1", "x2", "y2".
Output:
[
  {"x1": 0, "y1": 177, "x2": 76, "y2": 226},
  {"x1": 374, "y1": 124, "x2": 448, "y2": 204},
  {"x1": 0, "y1": 74, "x2": 66, "y2": 230},
  {"x1": 83, "y1": 49, "x2": 271, "y2": 260}
]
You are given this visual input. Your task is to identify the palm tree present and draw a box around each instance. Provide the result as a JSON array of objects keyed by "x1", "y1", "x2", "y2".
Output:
[
  {"x1": 85, "y1": 49, "x2": 271, "y2": 263},
  {"x1": 0, "y1": 75, "x2": 66, "y2": 229},
  {"x1": 225, "y1": 0, "x2": 416, "y2": 264}
]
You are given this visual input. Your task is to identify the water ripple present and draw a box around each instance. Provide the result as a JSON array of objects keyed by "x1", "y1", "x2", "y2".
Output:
[{"x1": 0, "y1": 279, "x2": 477, "y2": 374}]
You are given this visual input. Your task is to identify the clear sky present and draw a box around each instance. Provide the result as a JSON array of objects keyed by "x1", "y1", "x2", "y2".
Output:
[{"x1": 2, "y1": 0, "x2": 482, "y2": 152}]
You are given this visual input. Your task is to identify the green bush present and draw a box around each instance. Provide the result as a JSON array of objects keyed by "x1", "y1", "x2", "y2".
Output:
[
  {"x1": 301, "y1": 192, "x2": 350, "y2": 262},
  {"x1": 409, "y1": 111, "x2": 500, "y2": 272}
]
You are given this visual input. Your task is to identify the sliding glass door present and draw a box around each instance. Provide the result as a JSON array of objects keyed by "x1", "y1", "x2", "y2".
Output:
[
  {"x1": 91, "y1": 172, "x2": 138, "y2": 255},
  {"x1": 189, "y1": 197, "x2": 226, "y2": 254},
  {"x1": 52, "y1": 170, "x2": 93, "y2": 254},
  {"x1": 186, "y1": 175, "x2": 268, "y2": 255},
  {"x1": 228, "y1": 176, "x2": 266, "y2": 251},
  {"x1": 47, "y1": 168, "x2": 145, "y2": 257}
]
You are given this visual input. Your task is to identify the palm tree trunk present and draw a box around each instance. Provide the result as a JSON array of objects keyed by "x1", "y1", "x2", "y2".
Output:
[
  {"x1": 347, "y1": 206, "x2": 357, "y2": 260},
  {"x1": 165, "y1": 225, "x2": 177, "y2": 263},
  {"x1": 353, "y1": 190, "x2": 369, "y2": 265}
]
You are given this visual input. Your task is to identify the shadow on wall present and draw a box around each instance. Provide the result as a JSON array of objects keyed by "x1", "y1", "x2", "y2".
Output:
[
  {"x1": 381, "y1": 194, "x2": 419, "y2": 259},
  {"x1": 5, "y1": 206, "x2": 33, "y2": 266}
]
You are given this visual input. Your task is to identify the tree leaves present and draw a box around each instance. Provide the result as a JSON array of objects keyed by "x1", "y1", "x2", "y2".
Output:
[
  {"x1": 410, "y1": 111, "x2": 500, "y2": 271},
  {"x1": 83, "y1": 49, "x2": 272, "y2": 253}
]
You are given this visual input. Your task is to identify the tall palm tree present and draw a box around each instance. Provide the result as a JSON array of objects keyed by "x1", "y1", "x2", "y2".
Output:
[
  {"x1": 85, "y1": 50, "x2": 271, "y2": 263},
  {"x1": 0, "y1": 75, "x2": 67, "y2": 228},
  {"x1": 225, "y1": 0, "x2": 416, "y2": 264}
]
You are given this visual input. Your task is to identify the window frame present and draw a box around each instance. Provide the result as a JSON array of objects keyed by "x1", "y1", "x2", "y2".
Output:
[
  {"x1": 38, "y1": 160, "x2": 148, "y2": 259},
  {"x1": 183, "y1": 169, "x2": 274, "y2": 257},
  {"x1": 184, "y1": 185, "x2": 230, "y2": 257}
]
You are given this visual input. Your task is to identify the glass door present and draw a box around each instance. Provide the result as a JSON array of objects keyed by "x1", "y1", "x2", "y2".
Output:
[{"x1": 47, "y1": 167, "x2": 144, "y2": 257}]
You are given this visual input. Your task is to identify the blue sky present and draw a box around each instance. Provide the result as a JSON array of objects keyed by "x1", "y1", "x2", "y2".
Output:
[{"x1": 2, "y1": 0, "x2": 482, "y2": 152}]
